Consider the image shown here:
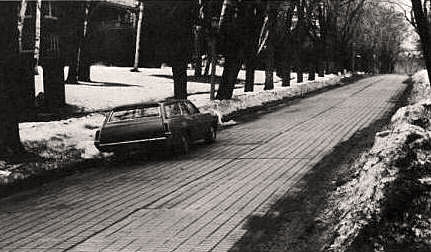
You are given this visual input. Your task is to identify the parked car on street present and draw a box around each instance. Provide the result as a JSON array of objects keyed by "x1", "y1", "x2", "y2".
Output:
[{"x1": 94, "y1": 99, "x2": 218, "y2": 155}]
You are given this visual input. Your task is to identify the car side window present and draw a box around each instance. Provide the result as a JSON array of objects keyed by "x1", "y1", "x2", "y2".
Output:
[
  {"x1": 164, "y1": 103, "x2": 182, "y2": 118},
  {"x1": 185, "y1": 101, "x2": 199, "y2": 114},
  {"x1": 109, "y1": 109, "x2": 136, "y2": 122},
  {"x1": 135, "y1": 106, "x2": 160, "y2": 119},
  {"x1": 180, "y1": 102, "x2": 191, "y2": 116}
]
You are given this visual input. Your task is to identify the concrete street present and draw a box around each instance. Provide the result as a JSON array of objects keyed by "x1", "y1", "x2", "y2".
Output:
[{"x1": 0, "y1": 75, "x2": 407, "y2": 252}]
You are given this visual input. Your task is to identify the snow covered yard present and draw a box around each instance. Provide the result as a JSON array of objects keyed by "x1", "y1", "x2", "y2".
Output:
[
  {"x1": 64, "y1": 65, "x2": 340, "y2": 112},
  {"x1": 1, "y1": 66, "x2": 344, "y2": 185}
]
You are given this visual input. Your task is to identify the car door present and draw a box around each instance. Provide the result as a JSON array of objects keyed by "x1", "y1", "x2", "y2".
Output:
[
  {"x1": 181, "y1": 101, "x2": 206, "y2": 139},
  {"x1": 102, "y1": 107, "x2": 141, "y2": 143},
  {"x1": 163, "y1": 101, "x2": 186, "y2": 135},
  {"x1": 132, "y1": 105, "x2": 165, "y2": 139}
]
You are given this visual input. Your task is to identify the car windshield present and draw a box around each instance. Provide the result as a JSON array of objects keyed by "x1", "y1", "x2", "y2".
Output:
[{"x1": 109, "y1": 105, "x2": 160, "y2": 122}]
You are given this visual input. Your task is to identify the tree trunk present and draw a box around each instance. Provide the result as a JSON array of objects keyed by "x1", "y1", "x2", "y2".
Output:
[
  {"x1": 326, "y1": 0, "x2": 340, "y2": 75},
  {"x1": 308, "y1": 68, "x2": 316, "y2": 81},
  {"x1": 317, "y1": 41, "x2": 325, "y2": 77},
  {"x1": 33, "y1": 0, "x2": 41, "y2": 75},
  {"x1": 172, "y1": 59, "x2": 188, "y2": 99},
  {"x1": 0, "y1": 55, "x2": 27, "y2": 156},
  {"x1": 216, "y1": 55, "x2": 240, "y2": 99},
  {"x1": 43, "y1": 59, "x2": 65, "y2": 108},
  {"x1": 68, "y1": 2, "x2": 91, "y2": 83},
  {"x1": 411, "y1": 0, "x2": 431, "y2": 84},
  {"x1": 244, "y1": 60, "x2": 255, "y2": 92},
  {"x1": 131, "y1": 2, "x2": 144, "y2": 72},
  {"x1": 0, "y1": 2, "x2": 25, "y2": 157},
  {"x1": 264, "y1": 48, "x2": 274, "y2": 90},
  {"x1": 78, "y1": 55, "x2": 91, "y2": 82},
  {"x1": 423, "y1": 43, "x2": 431, "y2": 84},
  {"x1": 281, "y1": 60, "x2": 291, "y2": 87},
  {"x1": 297, "y1": 60, "x2": 304, "y2": 83},
  {"x1": 308, "y1": 52, "x2": 316, "y2": 81},
  {"x1": 193, "y1": 26, "x2": 202, "y2": 77},
  {"x1": 204, "y1": 54, "x2": 211, "y2": 76},
  {"x1": 318, "y1": 60, "x2": 325, "y2": 77},
  {"x1": 66, "y1": 53, "x2": 79, "y2": 84}
]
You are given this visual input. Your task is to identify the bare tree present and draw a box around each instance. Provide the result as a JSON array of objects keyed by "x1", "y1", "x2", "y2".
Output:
[
  {"x1": 66, "y1": 1, "x2": 91, "y2": 84},
  {"x1": 216, "y1": 0, "x2": 262, "y2": 99},
  {"x1": 0, "y1": 2, "x2": 25, "y2": 157},
  {"x1": 410, "y1": 0, "x2": 431, "y2": 82}
]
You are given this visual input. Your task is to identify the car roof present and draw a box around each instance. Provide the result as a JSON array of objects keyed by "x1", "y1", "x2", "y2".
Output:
[
  {"x1": 112, "y1": 101, "x2": 161, "y2": 111},
  {"x1": 111, "y1": 99, "x2": 192, "y2": 111}
]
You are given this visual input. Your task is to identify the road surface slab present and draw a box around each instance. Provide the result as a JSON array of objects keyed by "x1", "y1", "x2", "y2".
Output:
[{"x1": 0, "y1": 75, "x2": 407, "y2": 252}]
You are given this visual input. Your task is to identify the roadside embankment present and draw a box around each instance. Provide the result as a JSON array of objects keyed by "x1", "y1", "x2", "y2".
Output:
[{"x1": 324, "y1": 70, "x2": 431, "y2": 251}]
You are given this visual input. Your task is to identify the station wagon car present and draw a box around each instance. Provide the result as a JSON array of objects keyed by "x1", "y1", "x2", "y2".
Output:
[{"x1": 94, "y1": 100, "x2": 218, "y2": 154}]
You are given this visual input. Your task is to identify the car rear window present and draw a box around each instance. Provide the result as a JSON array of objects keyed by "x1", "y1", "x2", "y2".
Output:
[{"x1": 109, "y1": 106, "x2": 160, "y2": 122}]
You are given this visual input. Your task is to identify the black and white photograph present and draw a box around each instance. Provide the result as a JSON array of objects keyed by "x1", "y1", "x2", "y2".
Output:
[{"x1": 0, "y1": 0, "x2": 430, "y2": 251}]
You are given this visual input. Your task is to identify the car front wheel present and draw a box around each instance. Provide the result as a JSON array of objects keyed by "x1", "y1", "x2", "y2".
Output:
[{"x1": 205, "y1": 126, "x2": 216, "y2": 144}]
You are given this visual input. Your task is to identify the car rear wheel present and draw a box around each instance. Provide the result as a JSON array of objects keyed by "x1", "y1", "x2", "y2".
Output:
[
  {"x1": 180, "y1": 135, "x2": 190, "y2": 154},
  {"x1": 205, "y1": 126, "x2": 216, "y2": 144},
  {"x1": 172, "y1": 134, "x2": 190, "y2": 155}
]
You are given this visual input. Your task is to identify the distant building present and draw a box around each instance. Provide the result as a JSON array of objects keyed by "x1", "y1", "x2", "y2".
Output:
[
  {"x1": 12, "y1": 0, "x2": 137, "y2": 111},
  {"x1": 84, "y1": 0, "x2": 137, "y2": 66}
]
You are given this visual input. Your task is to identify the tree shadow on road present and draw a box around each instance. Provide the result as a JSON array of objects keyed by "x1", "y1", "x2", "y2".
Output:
[
  {"x1": 229, "y1": 77, "x2": 411, "y2": 252},
  {"x1": 67, "y1": 81, "x2": 142, "y2": 88}
]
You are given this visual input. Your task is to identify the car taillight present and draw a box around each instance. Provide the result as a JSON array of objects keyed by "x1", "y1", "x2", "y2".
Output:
[{"x1": 95, "y1": 130, "x2": 100, "y2": 141}]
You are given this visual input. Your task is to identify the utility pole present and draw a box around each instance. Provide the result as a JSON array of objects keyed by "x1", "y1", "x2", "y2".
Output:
[
  {"x1": 18, "y1": 0, "x2": 27, "y2": 53},
  {"x1": 209, "y1": 16, "x2": 218, "y2": 100},
  {"x1": 131, "y1": 1, "x2": 144, "y2": 72},
  {"x1": 75, "y1": 1, "x2": 90, "y2": 80},
  {"x1": 193, "y1": 0, "x2": 204, "y2": 76},
  {"x1": 34, "y1": 0, "x2": 41, "y2": 75}
]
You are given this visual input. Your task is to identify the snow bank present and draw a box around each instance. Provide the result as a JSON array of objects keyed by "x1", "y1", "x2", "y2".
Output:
[
  {"x1": 410, "y1": 70, "x2": 431, "y2": 104},
  {"x1": 20, "y1": 114, "x2": 106, "y2": 159},
  {"x1": 197, "y1": 74, "x2": 341, "y2": 123},
  {"x1": 326, "y1": 71, "x2": 431, "y2": 251}
]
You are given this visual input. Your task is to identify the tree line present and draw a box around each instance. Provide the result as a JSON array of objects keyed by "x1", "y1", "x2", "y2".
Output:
[{"x1": 67, "y1": 0, "x2": 411, "y2": 100}]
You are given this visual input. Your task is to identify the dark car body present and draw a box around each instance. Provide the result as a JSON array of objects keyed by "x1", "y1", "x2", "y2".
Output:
[{"x1": 94, "y1": 100, "x2": 218, "y2": 153}]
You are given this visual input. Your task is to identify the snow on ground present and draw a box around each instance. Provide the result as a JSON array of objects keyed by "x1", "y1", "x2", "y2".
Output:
[
  {"x1": 1, "y1": 66, "x2": 344, "y2": 184},
  {"x1": 64, "y1": 65, "x2": 338, "y2": 112},
  {"x1": 23, "y1": 65, "x2": 342, "y2": 160}
]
